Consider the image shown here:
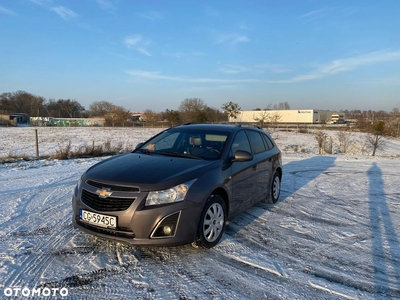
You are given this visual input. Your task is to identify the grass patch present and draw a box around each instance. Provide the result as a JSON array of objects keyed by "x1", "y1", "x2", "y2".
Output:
[{"x1": 52, "y1": 139, "x2": 130, "y2": 160}]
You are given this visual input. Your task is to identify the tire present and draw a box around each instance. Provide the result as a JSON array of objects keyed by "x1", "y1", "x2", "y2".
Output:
[
  {"x1": 195, "y1": 195, "x2": 227, "y2": 249},
  {"x1": 265, "y1": 171, "x2": 281, "y2": 204}
]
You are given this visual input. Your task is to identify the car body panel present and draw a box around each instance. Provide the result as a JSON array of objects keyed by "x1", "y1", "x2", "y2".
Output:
[{"x1": 72, "y1": 124, "x2": 282, "y2": 247}]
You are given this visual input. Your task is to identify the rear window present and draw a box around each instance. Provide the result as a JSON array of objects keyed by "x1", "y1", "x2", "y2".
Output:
[
  {"x1": 246, "y1": 130, "x2": 266, "y2": 154},
  {"x1": 262, "y1": 134, "x2": 274, "y2": 150}
]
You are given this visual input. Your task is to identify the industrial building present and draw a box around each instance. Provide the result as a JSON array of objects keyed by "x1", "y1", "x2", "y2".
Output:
[{"x1": 229, "y1": 109, "x2": 344, "y2": 124}]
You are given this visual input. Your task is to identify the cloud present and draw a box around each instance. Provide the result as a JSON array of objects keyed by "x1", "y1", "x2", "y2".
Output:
[
  {"x1": 215, "y1": 33, "x2": 250, "y2": 45},
  {"x1": 218, "y1": 64, "x2": 249, "y2": 74},
  {"x1": 254, "y1": 64, "x2": 291, "y2": 74},
  {"x1": 300, "y1": 8, "x2": 328, "y2": 24},
  {"x1": 0, "y1": 5, "x2": 17, "y2": 16},
  {"x1": 163, "y1": 51, "x2": 205, "y2": 60},
  {"x1": 51, "y1": 6, "x2": 78, "y2": 20},
  {"x1": 139, "y1": 11, "x2": 162, "y2": 21},
  {"x1": 123, "y1": 35, "x2": 152, "y2": 56},
  {"x1": 125, "y1": 70, "x2": 260, "y2": 83},
  {"x1": 279, "y1": 50, "x2": 400, "y2": 83},
  {"x1": 126, "y1": 50, "x2": 400, "y2": 85},
  {"x1": 96, "y1": 0, "x2": 117, "y2": 13}
]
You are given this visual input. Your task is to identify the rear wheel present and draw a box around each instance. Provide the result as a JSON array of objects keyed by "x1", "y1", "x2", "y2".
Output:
[
  {"x1": 265, "y1": 171, "x2": 281, "y2": 204},
  {"x1": 195, "y1": 195, "x2": 226, "y2": 249}
]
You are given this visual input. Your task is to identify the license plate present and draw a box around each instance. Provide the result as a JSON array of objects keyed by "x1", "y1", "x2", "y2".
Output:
[{"x1": 80, "y1": 209, "x2": 117, "y2": 229}]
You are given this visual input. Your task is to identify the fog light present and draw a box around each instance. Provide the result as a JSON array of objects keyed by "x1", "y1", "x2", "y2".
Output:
[
  {"x1": 162, "y1": 226, "x2": 172, "y2": 236},
  {"x1": 150, "y1": 211, "x2": 181, "y2": 238}
]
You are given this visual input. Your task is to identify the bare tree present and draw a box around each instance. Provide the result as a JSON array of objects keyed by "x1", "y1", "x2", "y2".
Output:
[
  {"x1": 315, "y1": 131, "x2": 327, "y2": 155},
  {"x1": 367, "y1": 121, "x2": 386, "y2": 156},
  {"x1": 142, "y1": 109, "x2": 161, "y2": 127},
  {"x1": 164, "y1": 109, "x2": 180, "y2": 127},
  {"x1": 269, "y1": 112, "x2": 282, "y2": 129},
  {"x1": 253, "y1": 110, "x2": 270, "y2": 128},
  {"x1": 89, "y1": 101, "x2": 114, "y2": 117},
  {"x1": 179, "y1": 98, "x2": 208, "y2": 123},
  {"x1": 0, "y1": 91, "x2": 46, "y2": 116},
  {"x1": 273, "y1": 102, "x2": 290, "y2": 110},
  {"x1": 105, "y1": 105, "x2": 131, "y2": 127},
  {"x1": 57, "y1": 99, "x2": 85, "y2": 118},
  {"x1": 221, "y1": 101, "x2": 241, "y2": 121},
  {"x1": 336, "y1": 131, "x2": 353, "y2": 153}
]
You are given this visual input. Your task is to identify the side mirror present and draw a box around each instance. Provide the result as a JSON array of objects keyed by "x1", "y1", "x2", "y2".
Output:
[
  {"x1": 231, "y1": 150, "x2": 253, "y2": 163},
  {"x1": 135, "y1": 142, "x2": 144, "y2": 149}
]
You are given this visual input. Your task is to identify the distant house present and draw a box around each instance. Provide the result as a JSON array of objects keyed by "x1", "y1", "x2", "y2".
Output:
[{"x1": 0, "y1": 113, "x2": 30, "y2": 126}]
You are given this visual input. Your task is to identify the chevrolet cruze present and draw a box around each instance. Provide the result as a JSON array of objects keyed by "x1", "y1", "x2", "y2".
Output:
[{"x1": 72, "y1": 123, "x2": 282, "y2": 248}]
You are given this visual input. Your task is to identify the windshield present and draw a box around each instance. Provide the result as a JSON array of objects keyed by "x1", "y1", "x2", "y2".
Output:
[{"x1": 137, "y1": 129, "x2": 228, "y2": 160}]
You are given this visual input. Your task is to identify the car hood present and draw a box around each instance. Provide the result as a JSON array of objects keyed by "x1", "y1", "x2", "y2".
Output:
[{"x1": 84, "y1": 152, "x2": 219, "y2": 191}]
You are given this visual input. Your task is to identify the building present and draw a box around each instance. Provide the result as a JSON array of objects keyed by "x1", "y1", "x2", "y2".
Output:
[
  {"x1": 229, "y1": 109, "x2": 345, "y2": 124},
  {"x1": 0, "y1": 113, "x2": 30, "y2": 126}
]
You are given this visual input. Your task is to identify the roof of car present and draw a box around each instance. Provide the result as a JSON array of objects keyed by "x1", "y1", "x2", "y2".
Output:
[{"x1": 172, "y1": 123, "x2": 264, "y2": 133}]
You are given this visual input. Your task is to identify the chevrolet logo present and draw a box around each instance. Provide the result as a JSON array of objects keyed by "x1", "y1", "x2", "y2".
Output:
[{"x1": 95, "y1": 188, "x2": 113, "y2": 198}]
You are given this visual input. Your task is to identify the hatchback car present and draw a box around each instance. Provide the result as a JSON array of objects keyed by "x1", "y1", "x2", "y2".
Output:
[{"x1": 72, "y1": 123, "x2": 282, "y2": 248}]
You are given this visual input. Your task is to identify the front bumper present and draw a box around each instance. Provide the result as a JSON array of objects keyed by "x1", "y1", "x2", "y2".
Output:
[{"x1": 71, "y1": 184, "x2": 203, "y2": 246}]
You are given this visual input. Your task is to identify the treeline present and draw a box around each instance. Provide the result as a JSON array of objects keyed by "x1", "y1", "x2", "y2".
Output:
[
  {"x1": 1, "y1": 90, "x2": 399, "y2": 128},
  {"x1": 0, "y1": 90, "x2": 228, "y2": 126}
]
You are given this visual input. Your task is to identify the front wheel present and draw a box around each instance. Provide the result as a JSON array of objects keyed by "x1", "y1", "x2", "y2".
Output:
[{"x1": 195, "y1": 195, "x2": 227, "y2": 249}]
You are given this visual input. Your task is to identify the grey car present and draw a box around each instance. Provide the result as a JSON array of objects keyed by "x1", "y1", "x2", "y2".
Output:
[{"x1": 72, "y1": 123, "x2": 282, "y2": 248}]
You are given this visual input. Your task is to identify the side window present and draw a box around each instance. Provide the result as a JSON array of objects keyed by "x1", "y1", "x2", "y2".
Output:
[
  {"x1": 230, "y1": 130, "x2": 251, "y2": 155},
  {"x1": 246, "y1": 130, "x2": 266, "y2": 154},
  {"x1": 262, "y1": 134, "x2": 274, "y2": 150}
]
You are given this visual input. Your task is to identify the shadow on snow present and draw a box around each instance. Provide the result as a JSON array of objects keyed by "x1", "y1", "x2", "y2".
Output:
[{"x1": 368, "y1": 162, "x2": 400, "y2": 297}]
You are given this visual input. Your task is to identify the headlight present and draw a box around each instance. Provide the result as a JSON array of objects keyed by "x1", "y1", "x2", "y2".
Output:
[
  {"x1": 145, "y1": 179, "x2": 196, "y2": 206},
  {"x1": 77, "y1": 174, "x2": 84, "y2": 190}
]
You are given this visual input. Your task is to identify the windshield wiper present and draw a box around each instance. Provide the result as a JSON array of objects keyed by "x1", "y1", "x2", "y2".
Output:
[
  {"x1": 137, "y1": 148, "x2": 152, "y2": 154},
  {"x1": 156, "y1": 151, "x2": 204, "y2": 160}
]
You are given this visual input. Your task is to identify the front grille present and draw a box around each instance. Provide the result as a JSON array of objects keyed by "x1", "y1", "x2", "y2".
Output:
[
  {"x1": 81, "y1": 189, "x2": 136, "y2": 212},
  {"x1": 86, "y1": 180, "x2": 140, "y2": 192}
]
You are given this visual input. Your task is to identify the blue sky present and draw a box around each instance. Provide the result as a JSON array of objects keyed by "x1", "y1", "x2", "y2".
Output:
[{"x1": 1, "y1": 0, "x2": 399, "y2": 112}]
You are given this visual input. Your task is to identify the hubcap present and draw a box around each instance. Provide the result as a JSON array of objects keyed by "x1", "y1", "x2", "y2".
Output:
[{"x1": 203, "y1": 203, "x2": 224, "y2": 242}]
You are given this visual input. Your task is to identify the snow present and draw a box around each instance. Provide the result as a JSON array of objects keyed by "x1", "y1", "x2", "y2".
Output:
[{"x1": 1, "y1": 126, "x2": 400, "y2": 299}]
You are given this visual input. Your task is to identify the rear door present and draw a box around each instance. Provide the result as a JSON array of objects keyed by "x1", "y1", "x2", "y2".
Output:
[{"x1": 245, "y1": 129, "x2": 272, "y2": 203}]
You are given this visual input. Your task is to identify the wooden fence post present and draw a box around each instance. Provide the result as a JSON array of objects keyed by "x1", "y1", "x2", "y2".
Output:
[{"x1": 35, "y1": 129, "x2": 39, "y2": 157}]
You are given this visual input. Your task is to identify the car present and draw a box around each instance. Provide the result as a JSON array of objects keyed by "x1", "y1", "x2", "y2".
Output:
[{"x1": 72, "y1": 123, "x2": 282, "y2": 248}]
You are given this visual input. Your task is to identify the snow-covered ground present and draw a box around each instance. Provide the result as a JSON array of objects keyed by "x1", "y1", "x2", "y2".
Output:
[{"x1": 0, "y1": 126, "x2": 400, "y2": 299}]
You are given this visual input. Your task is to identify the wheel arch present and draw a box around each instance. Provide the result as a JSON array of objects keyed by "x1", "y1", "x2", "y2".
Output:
[{"x1": 209, "y1": 187, "x2": 229, "y2": 219}]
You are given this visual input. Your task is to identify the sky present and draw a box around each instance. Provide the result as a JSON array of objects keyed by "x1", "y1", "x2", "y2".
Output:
[{"x1": 0, "y1": 0, "x2": 399, "y2": 113}]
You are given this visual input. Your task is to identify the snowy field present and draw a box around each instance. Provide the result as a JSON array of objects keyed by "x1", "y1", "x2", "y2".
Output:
[{"x1": 0, "y1": 126, "x2": 400, "y2": 299}]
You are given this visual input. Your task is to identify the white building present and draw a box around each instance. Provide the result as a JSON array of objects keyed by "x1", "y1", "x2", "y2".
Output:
[{"x1": 229, "y1": 109, "x2": 344, "y2": 124}]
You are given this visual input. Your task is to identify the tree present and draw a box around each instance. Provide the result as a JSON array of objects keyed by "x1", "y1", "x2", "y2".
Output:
[
  {"x1": 367, "y1": 121, "x2": 386, "y2": 156},
  {"x1": 164, "y1": 109, "x2": 181, "y2": 126},
  {"x1": 88, "y1": 101, "x2": 114, "y2": 117},
  {"x1": 105, "y1": 105, "x2": 131, "y2": 127},
  {"x1": 315, "y1": 131, "x2": 327, "y2": 155},
  {"x1": 179, "y1": 98, "x2": 208, "y2": 123},
  {"x1": 273, "y1": 102, "x2": 290, "y2": 110},
  {"x1": 58, "y1": 99, "x2": 85, "y2": 118},
  {"x1": 0, "y1": 90, "x2": 45, "y2": 116},
  {"x1": 253, "y1": 110, "x2": 270, "y2": 128},
  {"x1": 336, "y1": 130, "x2": 353, "y2": 153},
  {"x1": 142, "y1": 109, "x2": 161, "y2": 127},
  {"x1": 221, "y1": 101, "x2": 241, "y2": 121}
]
